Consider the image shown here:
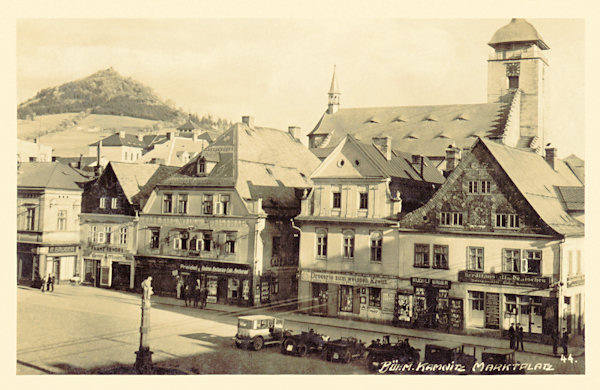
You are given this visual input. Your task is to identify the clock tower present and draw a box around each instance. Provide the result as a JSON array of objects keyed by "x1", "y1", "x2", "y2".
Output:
[{"x1": 487, "y1": 19, "x2": 549, "y2": 149}]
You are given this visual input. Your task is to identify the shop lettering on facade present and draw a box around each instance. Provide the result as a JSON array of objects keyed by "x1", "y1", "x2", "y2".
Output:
[
  {"x1": 179, "y1": 263, "x2": 249, "y2": 275},
  {"x1": 458, "y1": 270, "x2": 550, "y2": 289},
  {"x1": 49, "y1": 246, "x2": 77, "y2": 253},
  {"x1": 410, "y1": 277, "x2": 451, "y2": 289},
  {"x1": 567, "y1": 274, "x2": 584, "y2": 288},
  {"x1": 301, "y1": 270, "x2": 398, "y2": 289},
  {"x1": 89, "y1": 245, "x2": 125, "y2": 253}
]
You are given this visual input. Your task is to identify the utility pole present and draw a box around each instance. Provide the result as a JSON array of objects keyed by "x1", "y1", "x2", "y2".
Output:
[{"x1": 134, "y1": 276, "x2": 154, "y2": 373}]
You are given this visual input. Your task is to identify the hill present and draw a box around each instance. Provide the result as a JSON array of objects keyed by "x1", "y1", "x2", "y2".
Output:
[{"x1": 18, "y1": 68, "x2": 183, "y2": 121}]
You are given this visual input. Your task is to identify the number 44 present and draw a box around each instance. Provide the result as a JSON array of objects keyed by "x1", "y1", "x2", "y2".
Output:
[{"x1": 560, "y1": 354, "x2": 574, "y2": 363}]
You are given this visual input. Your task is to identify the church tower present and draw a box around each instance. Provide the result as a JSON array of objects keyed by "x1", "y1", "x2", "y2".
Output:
[
  {"x1": 487, "y1": 19, "x2": 549, "y2": 148},
  {"x1": 327, "y1": 65, "x2": 341, "y2": 115}
]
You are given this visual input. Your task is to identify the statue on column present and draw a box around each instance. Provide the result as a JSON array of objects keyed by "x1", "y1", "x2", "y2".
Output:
[{"x1": 141, "y1": 276, "x2": 154, "y2": 308}]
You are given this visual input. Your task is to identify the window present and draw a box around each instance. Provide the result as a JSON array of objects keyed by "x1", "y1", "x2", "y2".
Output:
[
  {"x1": 505, "y1": 294, "x2": 517, "y2": 315},
  {"x1": 468, "y1": 180, "x2": 491, "y2": 194},
  {"x1": 495, "y1": 213, "x2": 519, "y2": 228},
  {"x1": 181, "y1": 235, "x2": 188, "y2": 250},
  {"x1": 481, "y1": 181, "x2": 491, "y2": 193},
  {"x1": 203, "y1": 194, "x2": 213, "y2": 215},
  {"x1": 163, "y1": 194, "x2": 173, "y2": 213},
  {"x1": 197, "y1": 158, "x2": 206, "y2": 175},
  {"x1": 468, "y1": 247, "x2": 484, "y2": 271},
  {"x1": 225, "y1": 233, "x2": 236, "y2": 254},
  {"x1": 339, "y1": 285, "x2": 353, "y2": 312},
  {"x1": 100, "y1": 197, "x2": 107, "y2": 209},
  {"x1": 119, "y1": 227, "x2": 128, "y2": 245},
  {"x1": 332, "y1": 192, "x2": 341, "y2": 209},
  {"x1": 343, "y1": 230, "x2": 355, "y2": 259},
  {"x1": 202, "y1": 232, "x2": 212, "y2": 251},
  {"x1": 316, "y1": 229, "x2": 327, "y2": 259},
  {"x1": 220, "y1": 195, "x2": 230, "y2": 215},
  {"x1": 469, "y1": 291, "x2": 484, "y2": 311},
  {"x1": 90, "y1": 226, "x2": 97, "y2": 243},
  {"x1": 433, "y1": 245, "x2": 449, "y2": 269},
  {"x1": 576, "y1": 250, "x2": 582, "y2": 274},
  {"x1": 150, "y1": 229, "x2": 160, "y2": 249},
  {"x1": 440, "y1": 212, "x2": 463, "y2": 226},
  {"x1": 97, "y1": 231, "x2": 106, "y2": 244},
  {"x1": 111, "y1": 197, "x2": 118, "y2": 209},
  {"x1": 370, "y1": 232, "x2": 382, "y2": 262},
  {"x1": 509, "y1": 76, "x2": 519, "y2": 89},
  {"x1": 414, "y1": 244, "x2": 430, "y2": 267},
  {"x1": 369, "y1": 287, "x2": 381, "y2": 308},
  {"x1": 503, "y1": 249, "x2": 521, "y2": 273},
  {"x1": 272, "y1": 236, "x2": 281, "y2": 257},
  {"x1": 26, "y1": 207, "x2": 35, "y2": 230},
  {"x1": 178, "y1": 194, "x2": 188, "y2": 214},
  {"x1": 359, "y1": 192, "x2": 368, "y2": 209},
  {"x1": 57, "y1": 210, "x2": 67, "y2": 231},
  {"x1": 105, "y1": 226, "x2": 112, "y2": 244},
  {"x1": 523, "y1": 250, "x2": 541, "y2": 275},
  {"x1": 468, "y1": 181, "x2": 478, "y2": 194},
  {"x1": 173, "y1": 237, "x2": 182, "y2": 250}
]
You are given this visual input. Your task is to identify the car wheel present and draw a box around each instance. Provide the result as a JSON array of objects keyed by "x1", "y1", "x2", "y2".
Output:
[
  {"x1": 366, "y1": 354, "x2": 377, "y2": 371},
  {"x1": 252, "y1": 336, "x2": 264, "y2": 351},
  {"x1": 411, "y1": 351, "x2": 420, "y2": 363},
  {"x1": 342, "y1": 350, "x2": 352, "y2": 363},
  {"x1": 281, "y1": 337, "x2": 295, "y2": 354},
  {"x1": 297, "y1": 343, "x2": 308, "y2": 357}
]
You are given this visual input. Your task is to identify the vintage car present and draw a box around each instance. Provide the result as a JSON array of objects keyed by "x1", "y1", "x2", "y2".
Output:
[
  {"x1": 480, "y1": 348, "x2": 525, "y2": 375},
  {"x1": 323, "y1": 337, "x2": 367, "y2": 363},
  {"x1": 422, "y1": 341, "x2": 477, "y2": 374},
  {"x1": 233, "y1": 315, "x2": 290, "y2": 351},
  {"x1": 281, "y1": 329, "x2": 329, "y2": 357},
  {"x1": 366, "y1": 335, "x2": 420, "y2": 372}
]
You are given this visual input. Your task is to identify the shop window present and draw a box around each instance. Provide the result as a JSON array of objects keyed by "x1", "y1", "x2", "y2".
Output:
[
  {"x1": 57, "y1": 210, "x2": 67, "y2": 231},
  {"x1": 505, "y1": 294, "x2": 517, "y2": 315},
  {"x1": 414, "y1": 244, "x2": 430, "y2": 267},
  {"x1": 178, "y1": 194, "x2": 188, "y2": 214},
  {"x1": 495, "y1": 213, "x2": 519, "y2": 228},
  {"x1": 203, "y1": 194, "x2": 213, "y2": 215},
  {"x1": 163, "y1": 193, "x2": 173, "y2": 213},
  {"x1": 332, "y1": 191, "x2": 341, "y2": 209},
  {"x1": 359, "y1": 192, "x2": 368, "y2": 210},
  {"x1": 523, "y1": 250, "x2": 541, "y2": 275},
  {"x1": 219, "y1": 195, "x2": 231, "y2": 215},
  {"x1": 502, "y1": 249, "x2": 521, "y2": 273},
  {"x1": 343, "y1": 230, "x2": 355, "y2": 259},
  {"x1": 150, "y1": 229, "x2": 160, "y2": 249},
  {"x1": 111, "y1": 197, "x2": 118, "y2": 209},
  {"x1": 316, "y1": 229, "x2": 327, "y2": 259},
  {"x1": 119, "y1": 227, "x2": 128, "y2": 245},
  {"x1": 202, "y1": 232, "x2": 213, "y2": 251},
  {"x1": 369, "y1": 287, "x2": 381, "y2": 308},
  {"x1": 105, "y1": 226, "x2": 112, "y2": 244},
  {"x1": 100, "y1": 197, "x2": 107, "y2": 209},
  {"x1": 339, "y1": 285, "x2": 353, "y2": 312},
  {"x1": 468, "y1": 247, "x2": 484, "y2": 271},
  {"x1": 225, "y1": 232, "x2": 236, "y2": 254},
  {"x1": 469, "y1": 291, "x2": 484, "y2": 311},
  {"x1": 440, "y1": 211, "x2": 463, "y2": 226},
  {"x1": 370, "y1": 231, "x2": 382, "y2": 262},
  {"x1": 26, "y1": 207, "x2": 36, "y2": 230},
  {"x1": 173, "y1": 237, "x2": 182, "y2": 250},
  {"x1": 433, "y1": 245, "x2": 449, "y2": 269}
]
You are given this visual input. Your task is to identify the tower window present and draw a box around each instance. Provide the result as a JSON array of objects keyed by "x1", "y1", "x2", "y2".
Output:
[{"x1": 509, "y1": 76, "x2": 519, "y2": 89}]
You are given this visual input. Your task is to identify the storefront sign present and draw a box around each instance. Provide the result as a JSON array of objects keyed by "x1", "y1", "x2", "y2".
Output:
[
  {"x1": 449, "y1": 298, "x2": 463, "y2": 330},
  {"x1": 180, "y1": 263, "x2": 249, "y2": 276},
  {"x1": 261, "y1": 281, "x2": 270, "y2": 303},
  {"x1": 300, "y1": 270, "x2": 398, "y2": 289},
  {"x1": 381, "y1": 291, "x2": 396, "y2": 313},
  {"x1": 567, "y1": 274, "x2": 585, "y2": 288},
  {"x1": 484, "y1": 293, "x2": 500, "y2": 329},
  {"x1": 458, "y1": 270, "x2": 551, "y2": 289},
  {"x1": 410, "y1": 277, "x2": 451, "y2": 289},
  {"x1": 49, "y1": 246, "x2": 77, "y2": 253}
]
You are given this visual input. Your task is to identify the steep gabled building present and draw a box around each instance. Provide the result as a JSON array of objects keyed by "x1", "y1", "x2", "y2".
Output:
[
  {"x1": 136, "y1": 117, "x2": 320, "y2": 306},
  {"x1": 397, "y1": 138, "x2": 584, "y2": 340},
  {"x1": 295, "y1": 135, "x2": 445, "y2": 322}
]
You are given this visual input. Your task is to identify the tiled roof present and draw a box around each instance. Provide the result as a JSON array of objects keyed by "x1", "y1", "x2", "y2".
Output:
[
  {"x1": 310, "y1": 147, "x2": 335, "y2": 160},
  {"x1": 160, "y1": 152, "x2": 235, "y2": 187},
  {"x1": 309, "y1": 101, "x2": 511, "y2": 158},
  {"x1": 55, "y1": 156, "x2": 98, "y2": 168},
  {"x1": 18, "y1": 162, "x2": 88, "y2": 190},
  {"x1": 137, "y1": 136, "x2": 209, "y2": 166},
  {"x1": 110, "y1": 162, "x2": 162, "y2": 202},
  {"x1": 480, "y1": 138, "x2": 583, "y2": 236},
  {"x1": 131, "y1": 165, "x2": 180, "y2": 207},
  {"x1": 563, "y1": 154, "x2": 584, "y2": 185},
  {"x1": 556, "y1": 186, "x2": 584, "y2": 212},
  {"x1": 89, "y1": 133, "x2": 145, "y2": 148},
  {"x1": 488, "y1": 18, "x2": 549, "y2": 50}
]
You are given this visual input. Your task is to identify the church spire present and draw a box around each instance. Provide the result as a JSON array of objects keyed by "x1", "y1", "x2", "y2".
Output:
[{"x1": 327, "y1": 65, "x2": 340, "y2": 114}]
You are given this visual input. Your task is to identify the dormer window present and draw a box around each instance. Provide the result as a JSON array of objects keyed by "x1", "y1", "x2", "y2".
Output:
[{"x1": 197, "y1": 158, "x2": 206, "y2": 176}]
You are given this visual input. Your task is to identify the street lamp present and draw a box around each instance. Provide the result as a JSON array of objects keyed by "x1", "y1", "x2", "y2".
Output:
[{"x1": 134, "y1": 276, "x2": 154, "y2": 373}]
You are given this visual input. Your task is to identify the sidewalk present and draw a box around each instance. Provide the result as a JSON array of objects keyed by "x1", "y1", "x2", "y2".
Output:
[{"x1": 149, "y1": 292, "x2": 585, "y2": 359}]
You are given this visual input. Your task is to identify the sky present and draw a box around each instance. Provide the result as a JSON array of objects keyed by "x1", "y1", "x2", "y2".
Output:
[{"x1": 16, "y1": 18, "x2": 585, "y2": 158}]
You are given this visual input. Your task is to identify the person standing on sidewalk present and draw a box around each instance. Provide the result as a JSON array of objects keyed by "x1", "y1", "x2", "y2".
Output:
[
  {"x1": 175, "y1": 275, "x2": 183, "y2": 299},
  {"x1": 516, "y1": 324, "x2": 524, "y2": 351},
  {"x1": 193, "y1": 279, "x2": 201, "y2": 308},
  {"x1": 40, "y1": 274, "x2": 47, "y2": 293},
  {"x1": 551, "y1": 329, "x2": 559, "y2": 355},
  {"x1": 508, "y1": 323, "x2": 516, "y2": 349},
  {"x1": 561, "y1": 328, "x2": 569, "y2": 356}
]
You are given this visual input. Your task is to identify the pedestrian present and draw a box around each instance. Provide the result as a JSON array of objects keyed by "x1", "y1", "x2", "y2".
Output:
[
  {"x1": 40, "y1": 274, "x2": 47, "y2": 293},
  {"x1": 516, "y1": 324, "x2": 524, "y2": 351},
  {"x1": 176, "y1": 276, "x2": 182, "y2": 299},
  {"x1": 551, "y1": 329, "x2": 559, "y2": 356},
  {"x1": 508, "y1": 323, "x2": 516, "y2": 349},
  {"x1": 201, "y1": 286, "x2": 208, "y2": 309},
  {"x1": 184, "y1": 284, "x2": 192, "y2": 307},
  {"x1": 46, "y1": 274, "x2": 53, "y2": 293},
  {"x1": 193, "y1": 279, "x2": 201, "y2": 308},
  {"x1": 561, "y1": 328, "x2": 569, "y2": 356}
]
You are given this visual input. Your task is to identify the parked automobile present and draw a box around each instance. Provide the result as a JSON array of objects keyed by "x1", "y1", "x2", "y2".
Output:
[
  {"x1": 323, "y1": 337, "x2": 367, "y2": 363},
  {"x1": 422, "y1": 341, "x2": 477, "y2": 374},
  {"x1": 281, "y1": 328, "x2": 328, "y2": 357},
  {"x1": 233, "y1": 315, "x2": 290, "y2": 351},
  {"x1": 366, "y1": 335, "x2": 420, "y2": 372},
  {"x1": 480, "y1": 348, "x2": 525, "y2": 375}
]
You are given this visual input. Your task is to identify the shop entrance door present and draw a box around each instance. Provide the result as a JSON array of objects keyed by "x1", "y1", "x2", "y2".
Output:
[
  {"x1": 53, "y1": 260, "x2": 61, "y2": 285},
  {"x1": 425, "y1": 287, "x2": 438, "y2": 328},
  {"x1": 311, "y1": 283, "x2": 328, "y2": 315},
  {"x1": 217, "y1": 278, "x2": 227, "y2": 303}
]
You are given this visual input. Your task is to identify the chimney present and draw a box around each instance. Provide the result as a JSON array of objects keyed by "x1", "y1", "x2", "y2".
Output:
[
  {"x1": 288, "y1": 126, "x2": 301, "y2": 141},
  {"x1": 137, "y1": 133, "x2": 143, "y2": 142},
  {"x1": 167, "y1": 131, "x2": 174, "y2": 140},
  {"x1": 95, "y1": 140, "x2": 103, "y2": 176},
  {"x1": 78, "y1": 154, "x2": 83, "y2": 169},
  {"x1": 411, "y1": 155, "x2": 424, "y2": 178},
  {"x1": 242, "y1": 116, "x2": 254, "y2": 129},
  {"x1": 118, "y1": 131, "x2": 125, "y2": 138},
  {"x1": 545, "y1": 144, "x2": 557, "y2": 170},
  {"x1": 372, "y1": 136, "x2": 392, "y2": 160},
  {"x1": 444, "y1": 143, "x2": 462, "y2": 177}
]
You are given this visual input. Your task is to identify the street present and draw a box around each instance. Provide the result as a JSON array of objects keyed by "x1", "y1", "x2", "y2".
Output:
[{"x1": 17, "y1": 285, "x2": 584, "y2": 375}]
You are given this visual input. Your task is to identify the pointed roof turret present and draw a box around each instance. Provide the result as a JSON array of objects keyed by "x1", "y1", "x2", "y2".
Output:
[{"x1": 329, "y1": 65, "x2": 340, "y2": 94}]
